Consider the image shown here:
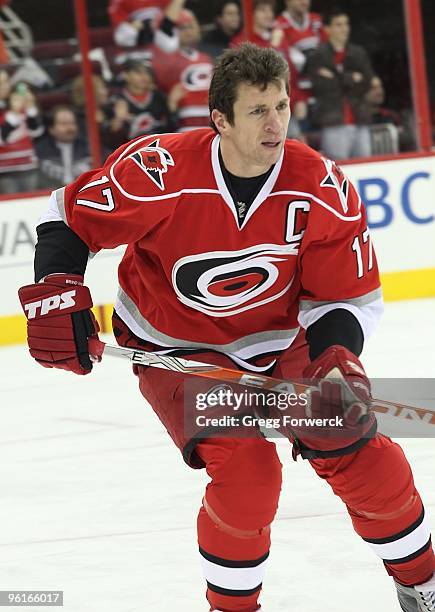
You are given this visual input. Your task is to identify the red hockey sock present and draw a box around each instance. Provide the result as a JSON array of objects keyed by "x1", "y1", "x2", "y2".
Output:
[{"x1": 196, "y1": 437, "x2": 282, "y2": 612}]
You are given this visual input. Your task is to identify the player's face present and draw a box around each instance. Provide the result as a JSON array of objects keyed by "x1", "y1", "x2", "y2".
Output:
[{"x1": 217, "y1": 80, "x2": 290, "y2": 177}]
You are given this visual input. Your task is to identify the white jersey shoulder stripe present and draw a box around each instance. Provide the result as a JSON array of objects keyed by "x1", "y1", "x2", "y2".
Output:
[
  {"x1": 298, "y1": 288, "x2": 384, "y2": 341},
  {"x1": 269, "y1": 190, "x2": 362, "y2": 221}
]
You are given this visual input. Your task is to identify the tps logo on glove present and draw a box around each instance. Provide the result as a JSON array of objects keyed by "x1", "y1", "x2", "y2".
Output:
[{"x1": 24, "y1": 290, "x2": 77, "y2": 319}]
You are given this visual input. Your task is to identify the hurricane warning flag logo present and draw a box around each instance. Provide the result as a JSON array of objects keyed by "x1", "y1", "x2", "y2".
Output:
[
  {"x1": 128, "y1": 139, "x2": 175, "y2": 190},
  {"x1": 320, "y1": 157, "x2": 349, "y2": 213}
]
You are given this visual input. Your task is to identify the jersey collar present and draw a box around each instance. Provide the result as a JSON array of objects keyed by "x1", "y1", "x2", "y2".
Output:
[
  {"x1": 283, "y1": 10, "x2": 309, "y2": 31},
  {"x1": 211, "y1": 134, "x2": 284, "y2": 230}
]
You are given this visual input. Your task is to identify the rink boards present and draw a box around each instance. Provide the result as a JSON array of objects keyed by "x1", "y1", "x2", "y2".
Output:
[{"x1": 1, "y1": 153, "x2": 434, "y2": 346}]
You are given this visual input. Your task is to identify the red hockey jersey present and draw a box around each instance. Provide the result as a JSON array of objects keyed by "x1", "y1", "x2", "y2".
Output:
[
  {"x1": 275, "y1": 11, "x2": 327, "y2": 55},
  {"x1": 0, "y1": 110, "x2": 38, "y2": 173},
  {"x1": 152, "y1": 48, "x2": 213, "y2": 131},
  {"x1": 274, "y1": 11, "x2": 327, "y2": 100},
  {"x1": 108, "y1": 0, "x2": 168, "y2": 27},
  {"x1": 47, "y1": 129, "x2": 382, "y2": 371}
]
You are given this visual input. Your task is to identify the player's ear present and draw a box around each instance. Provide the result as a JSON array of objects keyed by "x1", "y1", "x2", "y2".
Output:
[{"x1": 211, "y1": 109, "x2": 228, "y2": 134}]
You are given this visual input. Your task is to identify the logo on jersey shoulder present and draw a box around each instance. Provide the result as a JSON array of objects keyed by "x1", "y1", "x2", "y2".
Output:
[
  {"x1": 320, "y1": 157, "x2": 349, "y2": 213},
  {"x1": 172, "y1": 244, "x2": 297, "y2": 317},
  {"x1": 128, "y1": 138, "x2": 175, "y2": 191}
]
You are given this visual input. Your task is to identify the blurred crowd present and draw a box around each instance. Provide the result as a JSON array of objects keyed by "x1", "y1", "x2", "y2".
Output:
[{"x1": 0, "y1": 0, "x2": 411, "y2": 194}]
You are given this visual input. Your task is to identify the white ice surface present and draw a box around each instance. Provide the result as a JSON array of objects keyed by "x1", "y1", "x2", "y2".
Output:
[{"x1": 0, "y1": 299, "x2": 434, "y2": 612}]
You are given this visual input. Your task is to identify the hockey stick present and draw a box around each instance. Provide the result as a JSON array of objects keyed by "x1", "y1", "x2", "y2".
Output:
[{"x1": 89, "y1": 339, "x2": 435, "y2": 427}]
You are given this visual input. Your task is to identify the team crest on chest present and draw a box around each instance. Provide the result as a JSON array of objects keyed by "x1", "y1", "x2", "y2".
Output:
[
  {"x1": 128, "y1": 139, "x2": 175, "y2": 190},
  {"x1": 172, "y1": 244, "x2": 298, "y2": 317}
]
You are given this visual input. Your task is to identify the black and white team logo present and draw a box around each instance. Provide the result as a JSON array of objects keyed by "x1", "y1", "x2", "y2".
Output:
[
  {"x1": 172, "y1": 244, "x2": 298, "y2": 317},
  {"x1": 180, "y1": 63, "x2": 213, "y2": 92},
  {"x1": 128, "y1": 138, "x2": 175, "y2": 190}
]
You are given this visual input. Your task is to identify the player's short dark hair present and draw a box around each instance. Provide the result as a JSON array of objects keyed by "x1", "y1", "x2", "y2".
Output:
[{"x1": 209, "y1": 42, "x2": 289, "y2": 130}]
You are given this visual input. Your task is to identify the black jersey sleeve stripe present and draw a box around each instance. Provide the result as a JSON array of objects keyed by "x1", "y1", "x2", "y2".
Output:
[
  {"x1": 34, "y1": 221, "x2": 89, "y2": 282},
  {"x1": 362, "y1": 508, "x2": 425, "y2": 545},
  {"x1": 199, "y1": 547, "x2": 269, "y2": 568}
]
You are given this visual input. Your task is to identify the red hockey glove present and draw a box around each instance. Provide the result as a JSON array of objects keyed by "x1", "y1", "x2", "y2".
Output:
[
  {"x1": 302, "y1": 345, "x2": 372, "y2": 426},
  {"x1": 18, "y1": 274, "x2": 100, "y2": 375}
]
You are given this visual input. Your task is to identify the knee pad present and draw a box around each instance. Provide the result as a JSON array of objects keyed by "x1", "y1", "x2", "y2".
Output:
[
  {"x1": 198, "y1": 437, "x2": 282, "y2": 532},
  {"x1": 312, "y1": 434, "x2": 417, "y2": 526}
]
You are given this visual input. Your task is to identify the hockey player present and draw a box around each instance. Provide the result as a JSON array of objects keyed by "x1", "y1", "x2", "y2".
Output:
[{"x1": 19, "y1": 44, "x2": 434, "y2": 611}]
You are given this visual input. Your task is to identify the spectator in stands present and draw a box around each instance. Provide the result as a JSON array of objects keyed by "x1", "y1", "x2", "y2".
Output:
[
  {"x1": 365, "y1": 76, "x2": 400, "y2": 126},
  {"x1": 105, "y1": 59, "x2": 173, "y2": 149},
  {"x1": 71, "y1": 74, "x2": 110, "y2": 128},
  {"x1": 306, "y1": 8, "x2": 375, "y2": 160},
  {"x1": 273, "y1": 0, "x2": 327, "y2": 130},
  {"x1": 71, "y1": 73, "x2": 117, "y2": 158},
  {"x1": 364, "y1": 76, "x2": 403, "y2": 155},
  {"x1": 231, "y1": 0, "x2": 277, "y2": 49},
  {"x1": 35, "y1": 105, "x2": 91, "y2": 189},
  {"x1": 273, "y1": 0, "x2": 326, "y2": 72},
  {"x1": 153, "y1": 10, "x2": 214, "y2": 131},
  {"x1": 0, "y1": 75, "x2": 43, "y2": 194},
  {"x1": 109, "y1": 0, "x2": 186, "y2": 54},
  {"x1": 200, "y1": 1, "x2": 242, "y2": 59},
  {"x1": 228, "y1": 1, "x2": 304, "y2": 139}
]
